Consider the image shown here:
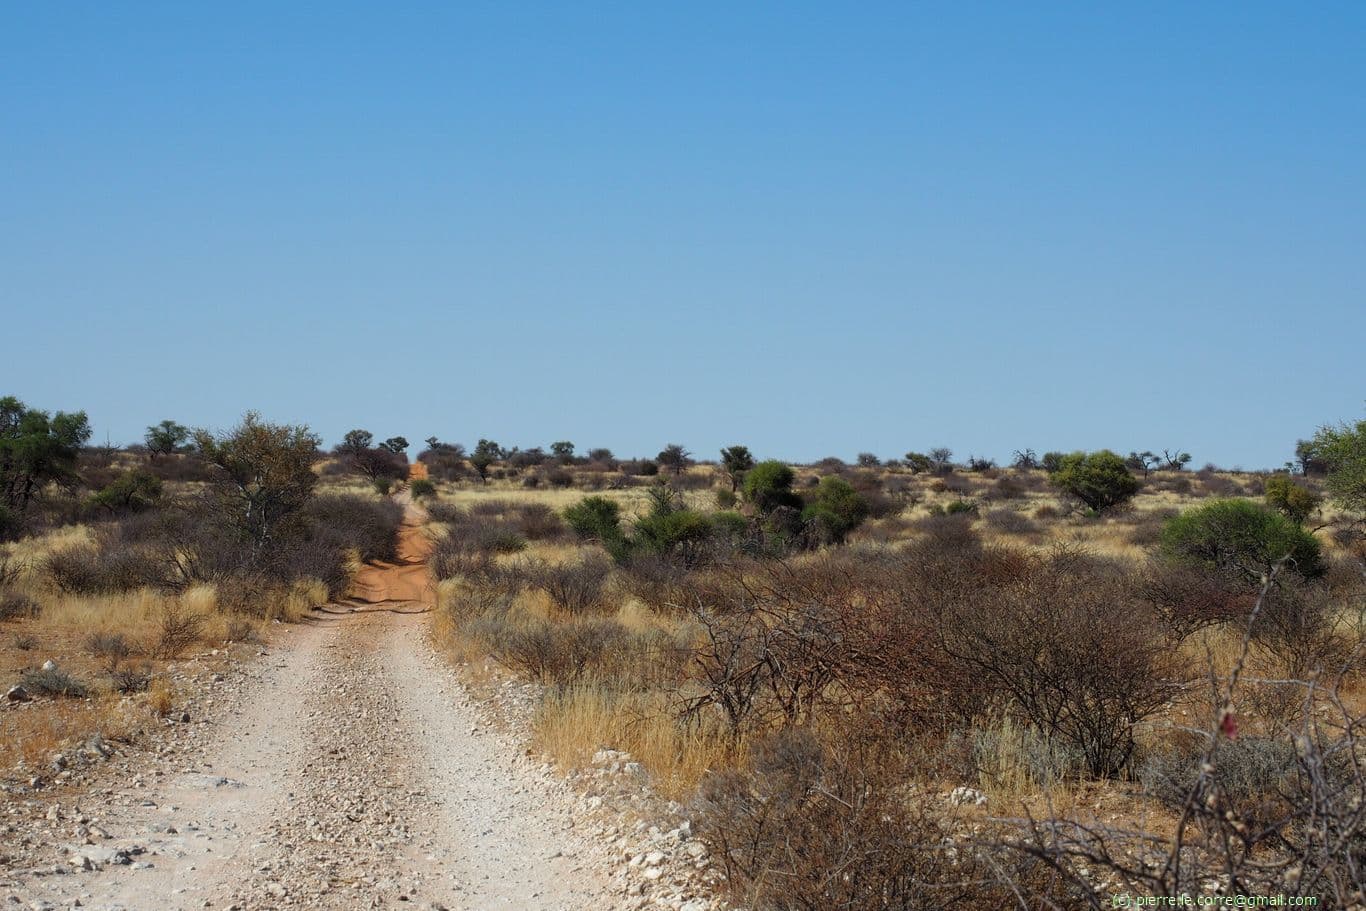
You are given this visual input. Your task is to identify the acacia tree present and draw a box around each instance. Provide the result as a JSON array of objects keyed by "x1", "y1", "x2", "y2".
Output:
[
  {"x1": 470, "y1": 439, "x2": 502, "y2": 482},
  {"x1": 379, "y1": 436, "x2": 409, "y2": 454},
  {"x1": 657, "y1": 443, "x2": 691, "y2": 475},
  {"x1": 1126, "y1": 450, "x2": 1161, "y2": 477},
  {"x1": 1309, "y1": 419, "x2": 1366, "y2": 515},
  {"x1": 0, "y1": 396, "x2": 91, "y2": 536},
  {"x1": 194, "y1": 412, "x2": 321, "y2": 549},
  {"x1": 720, "y1": 445, "x2": 755, "y2": 492},
  {"x1": 339, "y1": 429, "x2": 373, "y2": 456},
  {"x1": 145, "y1": 419, "x2": 190, "y2": 458},
  {"x1": 1048, "y1": 450, "x2": 1141, "y2": 514}
]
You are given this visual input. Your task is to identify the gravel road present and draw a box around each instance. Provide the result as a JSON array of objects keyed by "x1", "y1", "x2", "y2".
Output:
[{"x1": 3, "y1": 496, "x2": 628, "y2": 910}]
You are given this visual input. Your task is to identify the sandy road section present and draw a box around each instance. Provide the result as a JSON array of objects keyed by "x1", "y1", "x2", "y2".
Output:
[{"x1": 7, "y1": 494, "x2": 620, "y2": 910}]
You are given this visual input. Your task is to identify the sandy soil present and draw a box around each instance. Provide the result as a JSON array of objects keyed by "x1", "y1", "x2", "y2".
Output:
[{"x1": 3, "y1": 494, "x2": 625, "y2": 910}]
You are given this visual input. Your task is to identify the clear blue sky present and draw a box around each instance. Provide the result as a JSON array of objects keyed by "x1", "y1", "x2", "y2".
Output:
[{"x1": 3, "y1": 3, "x2": 1362, "y2": 468}]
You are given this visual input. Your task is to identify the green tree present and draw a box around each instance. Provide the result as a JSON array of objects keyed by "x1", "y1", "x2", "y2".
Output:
[
  {"x1": 903, "y1": 452, "x2": 933, "y2": 474},
  {"x1": 89, "y1": 469, "x2": 162, "y2": 515},
  {"x1": 470, "y1": 439, "x2": 502, "y2": 483},
  {"x1": 742, "y1": 460, "x2": 802, "y2": 514},
  {"x1": 1308, "y1": 419, "x2": 1366, "y2": 514},
  {"x1": 144, "y1": 419, "x2": 190, "y2": 458},
  {"x1": 802, "y1": 476, "x2": 870, "y2": 544},
  {"x1": 719, "y1": 445, "x2": 755, "y2": 492},
  {"x1": 0, "y1": 396, "x2": 92, "y2": 530},
  {"x1": 1161, "y1": 499, "x2": 1323, "y2": 582},
  {"x1": 379, "y1": 436, "x2": 409, "y2": 454},
  {"x1": 550, "y1": 441, "x2": 575, "y2": 462},
  {"x1": 1048, "y1": 450, "x2": 1140, "y2": 514},
  {"x1": 1040, "y1": 451, "x2": 1066, "y2": 473},
  {"x1": 339, "y1": 429, "x2": 374, "y2": 456},
  {"x1": 193, "y1": 412, "x2": 321, "y2": 548},
  {"x1": 1263, "y1": 474, "x2": 1321, "y2": 524}
]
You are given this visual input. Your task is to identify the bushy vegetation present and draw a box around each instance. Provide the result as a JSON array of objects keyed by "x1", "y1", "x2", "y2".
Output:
[
  {"x1": 1161, "y1": 498, "x2": 1323, "y2": 582},
  {"x1": 1047, "y1": 449, "x2": 1141, "y2": 513}
]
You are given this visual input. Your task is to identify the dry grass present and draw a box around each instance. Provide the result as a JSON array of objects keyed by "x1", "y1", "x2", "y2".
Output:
[
  {"x1": 533, "y1": 685, "x2": 740, "y2": 800},
  {"x1": 0, "y1": 693, "x2": 142, "y2": 771}
]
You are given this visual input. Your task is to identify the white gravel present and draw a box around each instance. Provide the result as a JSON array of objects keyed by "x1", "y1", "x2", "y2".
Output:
[{"x1": 3, "y1": 610, "x2": 623, "y2": 910}]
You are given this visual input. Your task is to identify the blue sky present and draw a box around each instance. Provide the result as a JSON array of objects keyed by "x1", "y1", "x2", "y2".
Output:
[{"x1": 3, "y1": 2, "x2": 1362, "y2": 468}]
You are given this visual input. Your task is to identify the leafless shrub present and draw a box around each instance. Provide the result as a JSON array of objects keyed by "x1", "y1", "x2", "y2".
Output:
[
  {"x1": 0, "y1": 555, "x2": 23, "y2": 588},
  {"x1": 20, "y1": 666, "x2": 90, "y2": 698},
  {"x1": 225, "y1": 618, "x2": 258, "y2": 642},
  {"x1": 984, "y1": 508, "x2": 1040, "y2": 537},
  {"x1": 0, "y1": 590, "x2": 40, "y2": 621},
  {"x1": 153, "y1": 602, "x2": 204, "y2": 658},
  {"x1": 514, "y1": 503, "x2": 565, "y2": 541},
  {"x1": 45, "y1": 545, "x2": 174, "y2": 594},
  {"x1": 85, "y1": 631, "x2": 136, "y2": 669},
  {"x1": 934, "y1": 551, "x2": 1184, "y2": 776},
  {"x1": 109, "y1": 663, "x2": 153, "y2": 694},
  {"x1": 696, "y1": 728, "x2": 1076, "y2": 910},
  {"x1": 491, "y1": 617, "x2": 668, "y2": 686},
  {"x1": 12, "y1": 633, "x2": 37, "y2": 650},
  {"x1": 1138, "y1": 560, "x2": 1254, "y2": 638},
  {"x1": 531, "y1": 555, "x2": 611, "y2": 614},
  {"x1": 1001, "y1": 568, "x2": 1366, "y2": 908}
]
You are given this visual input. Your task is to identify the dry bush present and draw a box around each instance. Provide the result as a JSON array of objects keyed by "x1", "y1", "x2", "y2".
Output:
[
  {"x1": 696, "y1": 728, "x2": 1076, "y2": 910},
  {"x1": 435, "y1": 561, "x2": 528, "y2": 623},
  {"x1": 514, "y1": 502, "x2": 565, "y2": 540},
  {"x1": 153, "y1": 601, "x2": 204, "y2": 657},
  {"x1": 0, "y1": 554, "x2": 23, "y2": 587},
  {"x1": 45, "y1": 544, "x2": 173, "y2": 594},
  {"x1": 0, "y1": 590, "x2": 41, "y2": 621},
  {"x1": 531, "y1": 555, "x2": 611, "y2": 614},
  {"x1": 989, "y1": 475, "x2": 1027, "y2": 501},
  {"x1": 85, "y1": 631, "x2": 136, "y2": 669},
  {"x1": 1002, "y1": 570, "x2": 1366, "y2": 907},
  {"x1": 109, "y1": 663, "x2": 153, "y2": 694},
  {"x1": 20, "y1": 666, "x2": 90, "y2": 698},
  {"x1": 491, "y1": 617, "x2": 628, "y2": 688},
  {"x1": 931, "y1": 550, "x2": 1184, "y2": 776},
  {"x1": 984, "y1": 508, "x2": 1040, "y2": 537},
  {"x1": 1139, "y1": 560, "x2": 1254, "y2": 638},
  {"x1": 618, "y1": 554, "x2": 698, "y2": 614}
]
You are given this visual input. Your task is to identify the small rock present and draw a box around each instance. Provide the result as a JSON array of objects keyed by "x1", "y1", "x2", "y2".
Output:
[
  {"x1": 948, "y1": 786, "x2": 987, "y2": 807},
  {"x1": 40, "y1": 660, "x2": 57, "y2": 672},
  {"x1": 4, "y1": 685, "x2": 31, "y2": 703}
]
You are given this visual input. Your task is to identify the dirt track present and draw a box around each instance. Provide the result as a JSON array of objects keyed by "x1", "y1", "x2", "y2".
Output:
[{"x1": 5, "y1": 493, "x2": 622, "y2": 910}]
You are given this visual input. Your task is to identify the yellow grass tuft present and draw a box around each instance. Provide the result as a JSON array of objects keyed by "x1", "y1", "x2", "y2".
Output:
[{"x1": 533, "y1": 685, "x2": 739, "y2": 800}]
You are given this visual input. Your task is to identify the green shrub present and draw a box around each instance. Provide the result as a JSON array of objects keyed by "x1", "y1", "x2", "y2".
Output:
[
  {"x1": 88, "y1": 469, "x2": 163, "y2": 516},
  {"x1": 563, "y1": 496, "x2": 623, "y2": 542},
  {"x1": 409, "y1": 478, "x2": 436, "y2": 498},
  {"x1": 802, "y1": 476, "x2": 870, "y2": 544},
  {"x1": 1048, "y1": 450, "x2": 1140, "y2": 514},
  {"x1": 1263, "y1": 474, "x2": 1319, "y2": 523},
  {"x1": 1161, "y1": 499, "x2": 1324, "y2": 582},
  {"x1": 944, "y1": 499, "x2": 978, "y2": 516},
  {"x1": 715, "y1": 488, "x2": 738, "y2": 509},
  {"x1": 743, "y1": 460, "x2": 802, "y2": 514}
]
